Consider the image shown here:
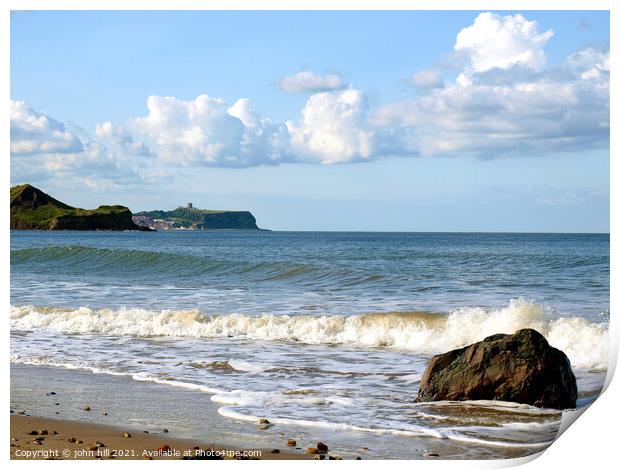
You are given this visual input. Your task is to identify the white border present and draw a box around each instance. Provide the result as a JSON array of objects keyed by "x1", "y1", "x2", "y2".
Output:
[{"x1": 3, "y1": 1, "x2": 616, "y2": 468}]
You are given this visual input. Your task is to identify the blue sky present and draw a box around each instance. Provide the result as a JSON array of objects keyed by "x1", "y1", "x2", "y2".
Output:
[{"x1": 10, "y1": 10, "x2": 610, "y2": 231}]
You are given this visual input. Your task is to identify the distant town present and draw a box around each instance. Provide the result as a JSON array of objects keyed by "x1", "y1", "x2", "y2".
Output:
[{"x1": 132, "y1": 203, "x2": 260, "y2": 231}]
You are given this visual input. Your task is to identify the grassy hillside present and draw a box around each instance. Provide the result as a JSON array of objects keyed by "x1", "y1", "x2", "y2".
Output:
[{"x1": 10, "y1": 184, "x2": 147, "y2": 231}]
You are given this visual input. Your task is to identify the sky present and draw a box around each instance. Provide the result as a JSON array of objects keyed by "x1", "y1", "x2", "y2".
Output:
[{"x1": 10, "y1": 10, "x2": 610, "y2": 232}]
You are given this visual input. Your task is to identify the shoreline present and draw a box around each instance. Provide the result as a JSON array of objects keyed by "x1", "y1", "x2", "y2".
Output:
[
  {"x1": 10, "y1": 415, "x2": 310, "y2": 460},
  {"x1": 10, "y1": 363, "x2": 379, "y2": 460}
]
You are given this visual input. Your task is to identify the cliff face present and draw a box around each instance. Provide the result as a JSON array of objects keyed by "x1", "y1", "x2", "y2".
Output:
[
  {"x1": 135, "y1": 207, "x2": 260, "y2": 230},
  {"x1": 10, "y1": 184, "x2": 150, "y2": 231}
]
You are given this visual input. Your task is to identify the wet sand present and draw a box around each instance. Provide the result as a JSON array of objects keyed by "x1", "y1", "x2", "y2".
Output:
[
  {"x1": 10, "y1": 364, "x2": 366, "y2": 460},
  {"x1": 10, "y1": 415, "x2": 310, "y2": 460}
]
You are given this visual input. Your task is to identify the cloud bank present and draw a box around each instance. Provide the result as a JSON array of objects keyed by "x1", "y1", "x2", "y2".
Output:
[{"x1": 11, "y1": 12, "x2": 609, "y2": 186}]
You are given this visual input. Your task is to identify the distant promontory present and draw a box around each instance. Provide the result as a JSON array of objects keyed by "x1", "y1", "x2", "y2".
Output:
[
  {"x1": 134, "y1": 204, "x2": 260, "y2": 230},
  {"x1": 10, "y1": 184, "x2": 149, "y2": 231}
]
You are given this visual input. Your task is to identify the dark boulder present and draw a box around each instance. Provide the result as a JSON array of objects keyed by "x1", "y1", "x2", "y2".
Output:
[{"x1": 415, "y1": 328, "x2": 577, "y2": 409}]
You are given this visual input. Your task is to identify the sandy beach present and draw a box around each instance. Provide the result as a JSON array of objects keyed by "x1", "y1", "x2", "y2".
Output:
[
  {"x1": 9, "y1": 364, "x2": 375, "y2": 460},
  {"x1": 10, "y1": 415, "x2": 312, "y2": 460}
]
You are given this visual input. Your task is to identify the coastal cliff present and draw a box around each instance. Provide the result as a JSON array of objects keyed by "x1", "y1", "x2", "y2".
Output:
[
  {"x1": 134, "y1": 206, "x2": 260, "y2": 230},
  {"x1": 10, "y1": 184, "x2": 149, "y2": 231}
]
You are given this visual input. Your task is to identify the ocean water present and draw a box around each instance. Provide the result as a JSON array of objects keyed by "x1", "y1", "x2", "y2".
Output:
[{"x1": 10, "y1": 231, "x2": 610, "y2": 458}]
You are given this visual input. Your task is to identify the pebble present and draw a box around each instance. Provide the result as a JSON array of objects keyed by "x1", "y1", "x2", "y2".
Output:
[
  {"x1": 29, "y1": 431, "x2": 39, "y2": 436},
  {"x1": 143, "y1": 456, "x2": 153, "y2": 460},
  {"x1": 95, "y1": 441, "x2": 106, "y2": 448},
  {"x1": 143, "y1": 430, "x2": 149, "y2": 434},
  {"x1": 162, "y1": 428, "x2": 169, "y2": 433},
  {"x1": 356, "y1": 456, "x2": 362, "y2": 460},
  {"x1": 122, "y1": 432, "x2": 132, "y2": 438},
  {"x1": 270, "y1": 449, "x2": 280, "y2": 454},
  {"x1": 67, "y1": 437, "x2": 77, "y2": 443},
  {"x1": 40, "y1": 430, "x2": 48, "y2": 435},
  {"x1": 314, "y1": 455, "x2": 325, "y2": 460},
  {"x1": 83, "y1": 406, "x2": 91, "y2": 411},
  {"x1": 102, "y1": 412, "x2": 108, "y2": 416},
  {"x1": 306, "y1": 447, "x2": 319, "y2": 455},
  {"x1": 316, "y1": 442, "x2": 328, "y2": 453},
  {"x1": 425, "y1": 452, "x2": 440, "y2": 458},
  {"x1": 87, "y1": 446, "x2": 99, "y2": 451},
  {"x1": 287, "y1": 439, "x2": 297, "y2": 447},
  {"x1": 49, "y1": 392, "x2": 56, "y2": 395}
]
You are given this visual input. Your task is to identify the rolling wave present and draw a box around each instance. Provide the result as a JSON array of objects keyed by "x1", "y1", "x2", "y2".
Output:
[
  {"x1": 10, "y1": 245, "x2": 383, "y2": 286},
  {"x1": 10, "y1": 299, "x2": 608, "y2": 370}
]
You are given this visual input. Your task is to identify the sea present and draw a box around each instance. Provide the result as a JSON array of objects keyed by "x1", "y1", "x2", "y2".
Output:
[{"x1": 10, "y1": 231, "x2": 610, "y2": 458}]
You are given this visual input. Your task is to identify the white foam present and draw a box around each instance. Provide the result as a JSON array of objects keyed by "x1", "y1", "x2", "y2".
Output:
[{"x1": 10, "y1": 299, "x2": 609, "y2": 370}]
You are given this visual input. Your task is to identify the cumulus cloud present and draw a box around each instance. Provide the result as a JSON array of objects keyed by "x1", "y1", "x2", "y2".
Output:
[
  {"x1": 410, "y1": 69, "x2": 445, "y2": 90},
  {"x1": 278, "y1": 70, "x2": 345, "y2": 93},
  {"x1": 130, "y1": 94, "x2": 291, "y2": 167},
  {"x1": 10, "y1": 101, "x2": 84, "y2": 155},
  {"x1": 455, "y1": 12, "x2": 554, "y2": 85},
  {"x1": 10, "y1": 12, "x2": 610, "y2": 180},
  {"x1": 10, "y1": 101, "x2": 169, "y2": 186},
  {"x1": 286, "y1": 89, "x2": 377, "y2": 164}
]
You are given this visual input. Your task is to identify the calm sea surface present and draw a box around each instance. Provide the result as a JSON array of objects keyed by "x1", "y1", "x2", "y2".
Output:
[{"x1": 10, "y1": 231, "x2": 610, "y2": 458}]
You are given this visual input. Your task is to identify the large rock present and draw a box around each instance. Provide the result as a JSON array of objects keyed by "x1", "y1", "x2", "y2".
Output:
[{"x1": 416, "y1": 328, "x2": 577, "y2": 409}]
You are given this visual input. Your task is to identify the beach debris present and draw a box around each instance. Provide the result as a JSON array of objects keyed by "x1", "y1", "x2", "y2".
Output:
[
  {"x1": 286, "y1": 439, "x2": 297, "y2": 447},
  {"x1": 83, "y1": 405, "x2": 91, "y2": 411},
  {"x1": 122, "y1": 432, "x2": 132, "y2": 438},
  {"x1": 67, "y1": 437, "x2": 77, "y2": 443},
  {"x1": 306, "y1": 447, "x2": 319, "y2": 455},
  {"x1": 270, "y1": 449, "x2": 280, "y2": 454},
  {"x1": 416, "y1": 328, "x2": 577, "y2": 409}
]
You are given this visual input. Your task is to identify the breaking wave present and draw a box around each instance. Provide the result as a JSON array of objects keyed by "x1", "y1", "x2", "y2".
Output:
[{"x1": 10, "y1": 299, "x2": 608, "y2": 370}]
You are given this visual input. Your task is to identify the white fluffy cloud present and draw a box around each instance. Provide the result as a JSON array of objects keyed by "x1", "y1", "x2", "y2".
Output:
[
  {"x1": 278, "y1": 71, "x2": 345, "y2": 93},
  {"x1": 10, "y1": 12, "x2": 609, "y2": 182},
  {"x1": 130, "y1": 94, "x2": 291, "y2": 167},
  {"x1": 455, "y1": 12, "x2": 554, "y2": 85},
  {"x1": 10, "y1": 101, "x2": 84, "y2": 155},
  {"x1": 286, "y1": 89, "x2": 377, "y2": 164}
]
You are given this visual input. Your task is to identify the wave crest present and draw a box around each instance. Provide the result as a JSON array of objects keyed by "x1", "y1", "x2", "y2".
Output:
[{"x1": 10, "y1": 299, "x2": 608, "y2": 370}]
